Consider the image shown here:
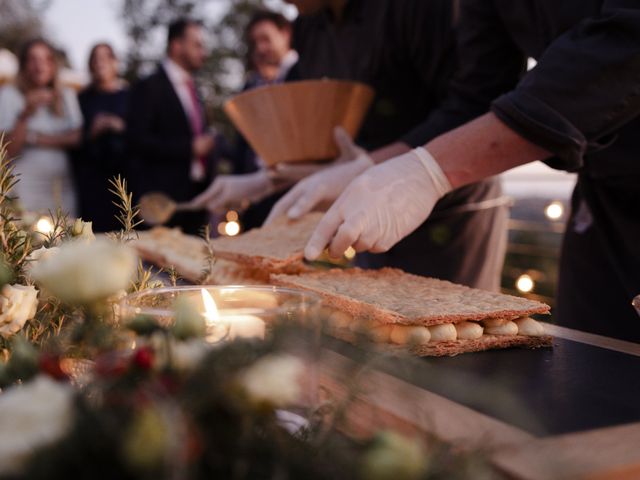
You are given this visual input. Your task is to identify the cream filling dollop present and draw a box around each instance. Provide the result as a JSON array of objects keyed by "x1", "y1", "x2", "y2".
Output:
[
  {"x1": 485, "y1": 321, "x2": 518, "y2": 336},
  {"x1": 515, "y1": 317, "x2": 545, "y2": 337},
  {"x1": 428, "y1": 323, "x2": 457, "y2": 342},
  {"x1": 454, "y1": 321, "x2": 484, "y2": 340},
  {"x1": 389, "y1": 325, "x2": 431, "y2": 345},
  {"x1": 369, "y1": 324, "x2": 393, "y2": 342},
  {"x1": 481, "y1": 317, "x2": 511, "y2": 328},
  {"x1": 328, "y1": 310, "x2": 353, "y2": 330}
]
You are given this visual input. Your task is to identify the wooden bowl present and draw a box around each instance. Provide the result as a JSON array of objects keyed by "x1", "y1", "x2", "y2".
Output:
[{"x1": 224, "y1": 79, "x2": 374, "y2": 167}]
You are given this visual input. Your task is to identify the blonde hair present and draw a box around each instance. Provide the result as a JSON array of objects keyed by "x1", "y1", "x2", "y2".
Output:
[{"x1": 16, "y1": 38, "x2": 64, "y2": 117}]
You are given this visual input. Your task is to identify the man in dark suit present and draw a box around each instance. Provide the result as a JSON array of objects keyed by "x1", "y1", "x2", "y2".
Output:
[
  {"x1": 127, "y1": 18, "x2": 215, "y2": 234},
  {"x1": 190, "y1": 11, "x2": 298, "y2": 231}
]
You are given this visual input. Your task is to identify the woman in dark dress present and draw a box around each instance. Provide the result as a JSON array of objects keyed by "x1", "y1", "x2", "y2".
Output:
[{"x1": 76, "y1": 43, "x2": 129, "y2": 232}]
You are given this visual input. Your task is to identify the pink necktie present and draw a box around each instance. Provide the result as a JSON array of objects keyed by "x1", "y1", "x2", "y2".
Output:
[{"x1": 186, "y1": 78, "x2": 206, "y2": 177}]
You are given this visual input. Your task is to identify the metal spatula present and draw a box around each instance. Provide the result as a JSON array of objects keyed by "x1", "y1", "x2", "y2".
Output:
[{"x1": 138, "y1": 192, "x2": 201, "y2": 226}]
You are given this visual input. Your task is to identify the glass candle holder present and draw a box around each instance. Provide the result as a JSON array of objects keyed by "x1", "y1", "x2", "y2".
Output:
[
  {"x1": 633, "y1": 294, "x2": 640, "y2": 318},
  {"x1": 120, "y1": 285, "x2": 322, "y2": 342}
]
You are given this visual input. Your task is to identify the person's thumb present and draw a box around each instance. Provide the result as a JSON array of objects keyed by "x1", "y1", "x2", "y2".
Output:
[{"x1": 333, "y1": 126, "x2": 361, "y2": 162}]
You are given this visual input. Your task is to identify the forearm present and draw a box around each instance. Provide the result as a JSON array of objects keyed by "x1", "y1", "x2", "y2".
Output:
[
  {"x1": 370, "y1": 142, "x2": 411, "y2": 164},
  {"x1": 36, "y1": 129, "x2": 81, "y2": 149},
  {"x1": 5, "y1": 116, "x2": 29, "y2": 157},
  {"x1": 425, "y1": 112, "x2": 550, "y2": 189}
]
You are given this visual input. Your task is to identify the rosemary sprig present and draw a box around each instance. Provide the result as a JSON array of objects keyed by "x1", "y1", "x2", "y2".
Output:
[
  {"x1": 108, "y1": 175, "x2": 142, "y2": 241},
  {"x1": 198, "y1": 224, "x2": 216, "y2": 284}
]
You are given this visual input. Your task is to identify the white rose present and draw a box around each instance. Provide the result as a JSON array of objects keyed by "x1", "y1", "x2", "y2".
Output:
[
  {"x1": 238, "y1": 354, "x2": 304, "y2": 407},
  {"x1": 147, "y1": 335, "x2": 209, "y2": 372},
  {"x1": 0, "y1": 375, "x2": 74, "y2": 475},
  {"x1": 360, "y1": 431, "x2": 428, "y2": 480},
  {"x1": 171, "y1": 338, "x2": 209, "y2": 371},
  {"x1": 30, "y1": 238, "x2": 137, "y2": 305},
  {"x1": 26, "y1": 246, "x2": 61, "y2": 264},
  {"x1": 71, "y1": 218, "x2": 95, "y2": 242},
  {"x1": 0, "y1": 284, "x2": 38, "y2": 338},
  {"x1": 25, "y1": 246, "x2": 60, "y2": 280}
]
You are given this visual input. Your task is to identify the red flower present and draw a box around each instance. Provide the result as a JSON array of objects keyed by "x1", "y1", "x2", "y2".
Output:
[
  {"x1": 95, "y1": 352, "x2": 129, "y2": 378},
  {"x1": 39, "y1": 353, "x2": 68, "y2": 381},
  {"x1": 133, "y1": 347, "x2": 154, "y2": 371}
]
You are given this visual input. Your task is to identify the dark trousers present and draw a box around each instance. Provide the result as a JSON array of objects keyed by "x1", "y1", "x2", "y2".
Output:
[{"x1": 557, "y1": 175, "x2": 640, "y2": 342}]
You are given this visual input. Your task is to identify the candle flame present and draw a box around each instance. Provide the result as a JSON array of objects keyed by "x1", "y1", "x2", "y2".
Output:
[{"x1": 201, "y1": 289, "x2": 219, "y2": 325}]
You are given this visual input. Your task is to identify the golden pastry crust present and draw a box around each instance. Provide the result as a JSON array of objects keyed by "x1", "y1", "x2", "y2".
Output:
[
  {"x1": 272, "y1": 267, "x2": 550, "y2": 326},
  {"x1": 208, "y1": 213, "x2": 323, "y2": 270}
]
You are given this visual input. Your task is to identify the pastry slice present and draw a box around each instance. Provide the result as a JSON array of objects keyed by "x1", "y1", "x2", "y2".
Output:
[
  {"x1": 208, "y1": 212, "x2": 323, "y2": 272},
  {"x1": 272, "y1": 267, "x2": 552, "y2": 357}
]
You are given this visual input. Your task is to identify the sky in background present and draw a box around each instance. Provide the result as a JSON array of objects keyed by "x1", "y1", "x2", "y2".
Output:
[{"x1": 45, "y1": 0, "x2": 128, "y2": 70}]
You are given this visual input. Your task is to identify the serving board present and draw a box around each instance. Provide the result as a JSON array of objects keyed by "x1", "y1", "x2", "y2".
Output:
[{"x1": 316, "y1": 323, "x2": 640, "y2": 479}]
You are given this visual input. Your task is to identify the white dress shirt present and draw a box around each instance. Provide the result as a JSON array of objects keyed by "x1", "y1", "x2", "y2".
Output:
[{"x1": 162, "y1": 58, "x2": 207, "y2": 181}]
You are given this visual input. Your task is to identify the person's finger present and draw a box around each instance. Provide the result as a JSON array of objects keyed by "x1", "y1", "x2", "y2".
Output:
[
  {"x1": 264, "y1": 184, "x2": 305, "y2": 225},
  {"x1": 327, "y1": 216, "x2": 362, "y2": 258},
  {"x1": 191, "y1": 178, "x2": 224, "y2": 208},
  {"x1": 272, "y1": 163, "x2": 325, "y2": 182},
  {"x1": 304, "y1": 207, "x2": 344, "y2": 260},
  {"x1": 288, "y1": 184, "x2": 325, "y2": 219},
  {"x1": 352, "y1": 229, "x2": 377, "y2": 252},
  {"x1": 333, "y1": 126, "x2": 360, "y2": 161},
  {"x1": 370, "y1": 236, "x2": 395, "y2": 254}
]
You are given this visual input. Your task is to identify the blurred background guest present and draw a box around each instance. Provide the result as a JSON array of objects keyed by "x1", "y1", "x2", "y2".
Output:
[
  {"x1": 191, "y1": 10, "x2": 297, "y2": 230},
  {"x1": 127, "y1": 18, "x2": 215, "y2": 234},
  {"x1": 0, "y1": 38, "x2": 82, "y2": 216},
  {"x1": 76, "y1": 42, "x2": 128, "y2": 232}
]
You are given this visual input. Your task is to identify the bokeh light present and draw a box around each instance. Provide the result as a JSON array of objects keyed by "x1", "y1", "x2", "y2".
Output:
[
  {"x1": 515, "y1": 274, "x2": 535, "y2": 293},
  {"x1": 544, "y1": 201, "x2": 564, "y2": 221},
  {"x1": 35, "y1": 216, "x2": 54, "y2": 235},
  {"x1": 224, "y1": 220, "x2": 240, "y2": 237}
]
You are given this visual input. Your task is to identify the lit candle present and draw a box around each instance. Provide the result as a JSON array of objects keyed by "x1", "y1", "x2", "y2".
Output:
[{"x1": 201, "y1": 289, "x2": 265, "y2": 340}]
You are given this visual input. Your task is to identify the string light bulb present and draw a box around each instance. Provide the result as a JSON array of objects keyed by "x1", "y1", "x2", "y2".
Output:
[
  {"x1": 544, "y1": 201, "x2": 564, "y2": 221},
  {"x1": 516, "y1": 274, "x2": 535, "y2": 293}
]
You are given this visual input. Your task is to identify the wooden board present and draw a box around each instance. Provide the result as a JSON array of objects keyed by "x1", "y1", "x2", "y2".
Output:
[{"x1": 315, "y1": 322, "x2": 640, "y2": 479}]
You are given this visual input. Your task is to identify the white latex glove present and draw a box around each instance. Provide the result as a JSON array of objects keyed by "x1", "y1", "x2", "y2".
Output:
[
  {"x1": 190, "y1": 169, "x2": 273, "y2": 213},
  {"x1": 304, "y1": 147, "x2": 452, "y2": 260},
  {"x1": 265, "y1": 127, "x2": 373, "y2": 224}
]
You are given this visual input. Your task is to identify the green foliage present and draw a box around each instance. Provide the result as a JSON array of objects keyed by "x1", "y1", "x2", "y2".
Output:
[
  {"x1": 108, "y1": 175, "x2": 143, "y2": 241},
  {"x1": 0, "y1": 0, "x2": 50, "y2": 53}
]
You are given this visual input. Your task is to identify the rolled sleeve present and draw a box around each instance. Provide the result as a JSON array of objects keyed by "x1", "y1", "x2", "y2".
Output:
[{"x1": 491, "y1": 5, "x2": 640, "y2": 171}]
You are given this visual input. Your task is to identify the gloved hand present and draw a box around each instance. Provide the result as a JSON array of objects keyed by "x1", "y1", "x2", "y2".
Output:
[
  {"x1": 265, "y1": 127, "x2": 373, "y2": 224},
  {"x1": 190, "y1": 169, "x2": 273, "y2": 213},
  {"x1": 304, "y1": 147, "x2": 452, "y2": 260}
]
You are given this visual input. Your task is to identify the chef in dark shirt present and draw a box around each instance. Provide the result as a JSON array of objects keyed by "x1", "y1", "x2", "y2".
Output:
[
  {"x1": 268, "y1": 0, "x2": 510, "y2": 291},
  {"x1": 303, "y1": 0, "x2": 640, "y2": 341}
]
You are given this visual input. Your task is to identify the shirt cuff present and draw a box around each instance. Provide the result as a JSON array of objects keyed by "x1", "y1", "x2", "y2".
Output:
[{"x1": 491, "y1": 91, "x2": 589, "y2": 172}]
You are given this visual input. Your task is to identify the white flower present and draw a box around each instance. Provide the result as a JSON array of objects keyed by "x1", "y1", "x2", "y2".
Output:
[
  {"x1": 25, "y1": 246, "x2": 60, "y2": 279},
  {"x1": 71, "y1": 218, "x2": 95, "y2": 242},
  {"x1": 0, "y1": 284, "x2": 38, "y2": 338},
  {"x1": 238, "y1": 354, "x2": 304, "y2": 407},
  {"x1": 26, "y1": 246, "x2": 60, "y2": 264},
  {"x1": 0, "y1": 375, "x2": 75, "y2": 475},
  {"x1": 171, "y1": 339, "x2": 209, "y2": 371},
  {"x1": 360, "y1": 431, "x2": 428, "y2": 480},
  {"x1": 30, "y1": 238, "x2": 137, "y2": 305}
]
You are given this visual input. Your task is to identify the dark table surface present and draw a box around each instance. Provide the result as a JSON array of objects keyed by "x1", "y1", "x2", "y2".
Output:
[{"x1": 330, "y1": 335, "x2": 640, "y2": 437}]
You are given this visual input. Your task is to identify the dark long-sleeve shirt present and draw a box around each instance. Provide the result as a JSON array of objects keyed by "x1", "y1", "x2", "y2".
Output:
[
  {"x1": 289, "y1": 0, "x2": 456, "y2": 150},
  {"x1": 405, "y1": 0, "x2": 640, "y2": 177}
]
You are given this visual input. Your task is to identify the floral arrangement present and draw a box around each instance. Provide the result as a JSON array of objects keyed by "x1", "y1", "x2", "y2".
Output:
[{"x1": 0, "y1": 140, "x2": 497, "y2": 480}]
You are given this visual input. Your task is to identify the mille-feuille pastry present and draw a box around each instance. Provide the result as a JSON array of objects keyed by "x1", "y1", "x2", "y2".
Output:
[
  {"x1": 272, "y1": 267, "x2": 552, "y2": 357},
  {"x1": 132, "y1": 227, "x2": 270, "y2": 284},
  {"x1": 207, "y1": 212, "x2": 324, "y2": 273}
]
